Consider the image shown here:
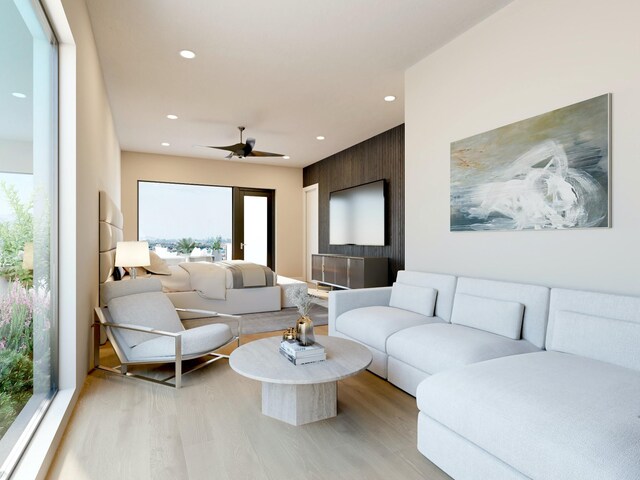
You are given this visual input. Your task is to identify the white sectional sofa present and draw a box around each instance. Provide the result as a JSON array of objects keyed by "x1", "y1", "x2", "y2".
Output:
[{"x1": 329, "y1": 271, "x2": 640, "y2": 480}]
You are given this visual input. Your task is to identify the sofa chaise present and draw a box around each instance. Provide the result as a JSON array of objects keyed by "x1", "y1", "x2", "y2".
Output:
[{"x1": 329, "y1": 270, "x2": 640, "y2": 480}]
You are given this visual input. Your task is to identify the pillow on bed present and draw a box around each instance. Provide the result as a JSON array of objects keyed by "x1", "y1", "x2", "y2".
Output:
[{"x1": 145, "y1": 252, "x2": 171, "y2": 275}]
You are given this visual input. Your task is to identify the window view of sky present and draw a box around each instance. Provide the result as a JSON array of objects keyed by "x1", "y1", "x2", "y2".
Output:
[{"x1": 138, "y1": 181, "x2": 232, "y2": 241}]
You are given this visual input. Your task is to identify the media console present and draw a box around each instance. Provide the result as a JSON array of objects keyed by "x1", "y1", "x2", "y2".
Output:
[{"x1": 311, "y1": 254, "x2": 388, "y2": 289}]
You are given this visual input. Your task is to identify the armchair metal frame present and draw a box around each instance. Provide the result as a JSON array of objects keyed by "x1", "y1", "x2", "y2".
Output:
[{"x1": 93, "y1": 307, "x2": 242, "y2": 388}]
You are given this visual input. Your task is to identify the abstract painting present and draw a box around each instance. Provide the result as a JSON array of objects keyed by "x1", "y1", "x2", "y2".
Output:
[{"x1": 450, "y1": 94, "x2": 610, "y2": 231}]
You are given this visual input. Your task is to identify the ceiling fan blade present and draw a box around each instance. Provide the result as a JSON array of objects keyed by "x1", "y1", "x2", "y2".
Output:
[
  {"x1": 243, "y1": 138, "x2": 256, "y2": 157},
  {"x1": 248, "y1": 150, "x2": 286, "y2": 157},
  {"x1": 203, "y1": 142, "x2": 245, "y2": 152}
]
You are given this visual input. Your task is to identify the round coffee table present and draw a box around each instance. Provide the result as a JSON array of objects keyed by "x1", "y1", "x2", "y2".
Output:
[{"x1": 229, "y1": 335, "x2": 372, "y2": 426}]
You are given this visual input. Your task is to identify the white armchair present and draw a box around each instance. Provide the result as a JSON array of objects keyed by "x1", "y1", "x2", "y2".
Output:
[{"x1": 93, "y1": 278, "x2": 240, "y2": 388}]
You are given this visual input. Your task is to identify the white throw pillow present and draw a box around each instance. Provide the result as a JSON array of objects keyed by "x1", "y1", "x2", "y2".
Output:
[
  {"x1": 145, "y1": 251, "x2": 172, "y2": 275},
  {"x1": 389, "y1": 282, "x2": 437, "y2": 317},
  {"x1": 550, "y1": 310, "x2": 640, "y2": 372},
  {"x1": 451, "y1": 293, "x2": 524, "y2": 339}
]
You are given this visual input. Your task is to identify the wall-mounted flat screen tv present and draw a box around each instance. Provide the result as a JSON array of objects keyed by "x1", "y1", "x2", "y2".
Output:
[{"x1": 329, "y1": 180, "x2": 385, "y2": 246}]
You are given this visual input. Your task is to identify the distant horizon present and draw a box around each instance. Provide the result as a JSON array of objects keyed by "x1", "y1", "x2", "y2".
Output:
[{"x1": 138, "y1": 181, "x2": 232, "y2": 240}]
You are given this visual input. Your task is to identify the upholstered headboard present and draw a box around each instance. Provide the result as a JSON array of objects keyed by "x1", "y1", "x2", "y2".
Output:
[{"x1": 99, "y1": 191, "x2": 124, "y2": 306}]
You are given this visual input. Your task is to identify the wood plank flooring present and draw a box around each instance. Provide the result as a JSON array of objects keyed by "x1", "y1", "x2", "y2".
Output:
[{"x1": 46, "y1": 326, "x2": 451, "y2": 480}]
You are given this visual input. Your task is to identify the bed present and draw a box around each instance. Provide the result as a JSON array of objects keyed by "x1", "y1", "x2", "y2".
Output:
[{"x1": 98, "y1": 191, "x2": 304, "y2": 318}]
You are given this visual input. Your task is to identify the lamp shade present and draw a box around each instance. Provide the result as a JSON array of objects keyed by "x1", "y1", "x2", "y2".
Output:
[{"x1": 115, "y1": 241, "x2": 150, "y2": 268}]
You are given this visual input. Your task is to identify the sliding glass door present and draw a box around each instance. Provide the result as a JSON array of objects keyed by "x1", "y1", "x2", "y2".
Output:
[
  {"x1": 0, "y1": 0, "x2": 58, "y2": 477},
  {"x1": 233, "y1": 188, "x2": 275, "y2": 269}
]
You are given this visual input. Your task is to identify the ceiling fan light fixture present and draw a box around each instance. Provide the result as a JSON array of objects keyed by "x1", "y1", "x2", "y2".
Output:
[
  {"x1": 384, "y1": 95, "x2": 396, "y2": 102},
  {"x1": 179, "y1": 50, "x2": 196, "y2": 59},
  {"x1": 161, "y1": 142, "x2": 170, "y2": 146},
  {"x1": 283, "y1": 155, "x2": 290, "y2": 160},
  {"x1": 166, "y1": 114, "x2": 178, "y2": 120},
  {"x1": 316, "y1": 136, "x2": 325, "y2": 140}
]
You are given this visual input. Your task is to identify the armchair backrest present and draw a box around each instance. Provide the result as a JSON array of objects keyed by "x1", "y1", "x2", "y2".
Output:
[{"x1": 104, "y1": 278, "x2": 184, "y2": 348}]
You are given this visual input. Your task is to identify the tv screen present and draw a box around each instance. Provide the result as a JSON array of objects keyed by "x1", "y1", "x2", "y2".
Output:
[{"x1": 329, "y1": 180, "x2": 385, "y2": 246}]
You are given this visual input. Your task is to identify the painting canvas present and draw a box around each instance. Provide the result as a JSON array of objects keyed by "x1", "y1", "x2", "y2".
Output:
[{"x1": 450, "y1": 94, "x2": 610, "y2": 232}]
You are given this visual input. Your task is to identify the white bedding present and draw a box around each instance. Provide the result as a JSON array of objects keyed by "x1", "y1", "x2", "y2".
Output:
[
  {"x1": 161, "y1": 265, "x2": 193, "y2": 292},
  {"x1": 159, "y1": 261, "x2": 277, "y2": 300}
]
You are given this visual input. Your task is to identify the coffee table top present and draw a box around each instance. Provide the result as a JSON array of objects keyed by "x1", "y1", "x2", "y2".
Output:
[{"x1": 229, "y1": 335, "x2": 372, "y2": 385}]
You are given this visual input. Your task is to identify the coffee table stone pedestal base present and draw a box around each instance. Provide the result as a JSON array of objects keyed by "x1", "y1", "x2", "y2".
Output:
[{"x1": 262, "y1": 381, "x2": 337, "y2": 426}]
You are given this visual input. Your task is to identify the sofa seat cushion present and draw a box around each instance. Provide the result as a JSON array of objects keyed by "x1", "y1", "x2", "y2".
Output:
[
  {"x1": 387, "y1": 323, "x2": 538, "y2": 375},
  {"x1": 129, "y1": 323, "x2": 233, "y2": 361},
  {"x1": 417, "y1": 351, "x2": 640, "y2": 480},
  {"x1": 335, "y1": 306, "x2": 442, "y2": 352}
]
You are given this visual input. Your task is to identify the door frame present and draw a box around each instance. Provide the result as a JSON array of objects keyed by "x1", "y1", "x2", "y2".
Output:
[
  {"x1": 303, "y1": 183, "x2": 319, "y2": 282},
  {"x1": 232, "y1": 187, "x2": 276, "y2": 269}
]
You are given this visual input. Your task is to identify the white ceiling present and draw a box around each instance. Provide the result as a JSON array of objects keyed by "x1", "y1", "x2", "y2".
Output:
[{"x1": 86, "y1": 0, "x2": 513, "y2": 168}]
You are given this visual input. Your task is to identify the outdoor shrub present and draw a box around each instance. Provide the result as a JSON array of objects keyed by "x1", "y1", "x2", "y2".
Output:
[
  {"x1": 0, "y1": 349, "x2": 33, "y2": 437},
  {"x1": 0, "y1": 182, "x2": 33, "y2": 286},
  {"x1": 0, "y1": 282, "x2": 34, "y2": 354}
]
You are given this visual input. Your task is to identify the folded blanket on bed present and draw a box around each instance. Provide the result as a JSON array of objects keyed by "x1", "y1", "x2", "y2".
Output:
[
  {"x1": 179, "y1": 262, "x2": 227, "y2": 300},
  {"x1": 176, "y1": 260, "x2": 275, "y2": 299},
  {"x1": 216, "y1": 260, "x2": 275, "y2": 288}
]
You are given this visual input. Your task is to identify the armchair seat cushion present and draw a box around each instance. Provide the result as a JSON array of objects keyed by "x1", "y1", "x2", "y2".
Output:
[
  {"x1": 335, "y1": 306, "x2": 443, "y2": 352},
  {"x1": 129, "y1": 323, "x2": 233, "y2": 361},
  {"x1": 417, "y1": 351, "x2": 640, "y2": 480},
  {"x1": 387, "y1": 323, "x2": 538, "y2": 375}
]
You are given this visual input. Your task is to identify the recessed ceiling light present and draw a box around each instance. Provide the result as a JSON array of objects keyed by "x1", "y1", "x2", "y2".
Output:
[
  {"x1": 166, "y1": 114, "x2": 178, "y2": 120},
  {"x1": 384, "y1": 95, "x2": 396, "y2": 102},
  {"x1": 161, "y1": 142, "x2": 170, "y2": 146},
  {"x1": 11, "y1": 92, "x2": 26, "y2": 98},
  {"x1": 316, "y1": 136, "x2": 325, "y2": 140},
  {"x1": 283, "y1": 155, "x2": 290, "y2": 159},
  {"x1": 179, "y1": 50, "x2": 196, "y2": 59}
]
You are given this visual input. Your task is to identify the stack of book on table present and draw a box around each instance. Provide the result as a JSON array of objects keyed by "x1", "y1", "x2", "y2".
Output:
[{"x1": 279, "y1": 340, "x2": 326, "y2": 365}]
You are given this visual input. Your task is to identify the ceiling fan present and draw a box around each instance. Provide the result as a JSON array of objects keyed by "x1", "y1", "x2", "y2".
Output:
[{"x1": 202, "y1": 126, "x2": 286, "y2": 159}]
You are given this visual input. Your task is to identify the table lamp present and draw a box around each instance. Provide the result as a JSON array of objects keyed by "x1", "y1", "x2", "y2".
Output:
[{"x1": 115, "y1": 241, "x2": 150, "y2": 279}]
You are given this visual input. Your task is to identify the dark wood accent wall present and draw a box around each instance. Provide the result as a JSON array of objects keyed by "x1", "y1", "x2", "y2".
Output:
[{"x1": 303, "y1": 124, "x2": 404, "y2": 284}]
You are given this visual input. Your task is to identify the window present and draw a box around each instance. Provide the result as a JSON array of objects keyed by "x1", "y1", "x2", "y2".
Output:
[
  {"x1": 138, "y1": 181, "x2": 232, "y2": 262},
  {"x1": 0, "y1": 1, "x2": 58, "y2": 477}
]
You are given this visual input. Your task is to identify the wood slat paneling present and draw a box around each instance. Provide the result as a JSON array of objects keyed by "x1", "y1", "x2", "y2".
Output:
[{"x1": 303, "y1": 124, "x2": 404, "y2": 284}]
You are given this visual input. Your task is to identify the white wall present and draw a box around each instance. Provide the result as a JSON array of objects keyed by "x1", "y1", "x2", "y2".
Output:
[
  {"x1": 406, "y1": 0, "x2": 640, "y2": 295},
  {"x1": 62, "y1": 0, "x2": 121, "y2": 384},
  {"x1": 121, "y1": 151, "x2": 303, "y2": 278}
]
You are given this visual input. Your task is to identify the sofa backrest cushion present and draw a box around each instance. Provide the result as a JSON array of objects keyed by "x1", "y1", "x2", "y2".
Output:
[
  {"x1": 451, "y1": 293, "x2": 524, "y2": 339},
  {"x1": 396, "y1": 271, "x2": 457, "y2": 322},
  {"x1": 550, "y1": 310, "x2": 640, "y2": 371},
  {"x1": 389, "y1": 282, "x2": 437, "y2": 316},
  {"x1": 108, "y1": 291, "x2": 184, "y2": 348},
  {"x1": 548, "y1": 288, "x2": 640, "y2": 371},
  {"x1": 455, "y1": 277, "x2": 550, "y2": 348}
]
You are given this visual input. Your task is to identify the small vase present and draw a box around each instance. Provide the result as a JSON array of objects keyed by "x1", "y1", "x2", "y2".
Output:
[{"x1": 296, "y1": 316, "x2": 315, "y2": 346}]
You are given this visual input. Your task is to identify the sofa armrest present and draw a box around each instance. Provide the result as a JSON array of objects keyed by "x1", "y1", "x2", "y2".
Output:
[{"x1": 329, "y1": 287, "x2": 392, "y2": 336}]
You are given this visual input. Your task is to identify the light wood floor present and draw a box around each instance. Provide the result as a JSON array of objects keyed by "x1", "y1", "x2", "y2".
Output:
[{"x1": 47, "y1": 326, "x2": 451, "y2": 480}]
